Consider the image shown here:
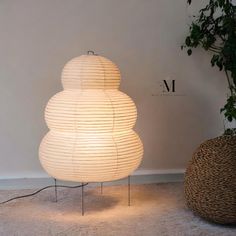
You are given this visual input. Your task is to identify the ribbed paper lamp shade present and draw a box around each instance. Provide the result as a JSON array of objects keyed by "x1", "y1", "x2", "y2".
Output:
[{"x1": 39, "y1": 54, "x2": 143, "y2": 182}]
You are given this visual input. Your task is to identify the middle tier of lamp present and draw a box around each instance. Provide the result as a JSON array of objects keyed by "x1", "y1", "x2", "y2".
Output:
[{"x1": 45, "y1": 90, "x2": 137, "y2": 132}]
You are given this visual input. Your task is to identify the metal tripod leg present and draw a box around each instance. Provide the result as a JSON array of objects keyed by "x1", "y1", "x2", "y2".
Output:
[
  {"x1": 81, "y1": 183, "x2": 85, "y2": 216},
  {"x1": 128, "y1": 176, "x2": 131, "y2": 206},
  {"x1": 101, "y1": 182, "x2": 103, "y2": 194},
  {"x1": 54, "y1": 178, "x2": 57, "y2": 202}
]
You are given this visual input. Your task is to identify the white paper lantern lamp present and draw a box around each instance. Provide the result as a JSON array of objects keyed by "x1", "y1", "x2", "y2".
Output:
[{"x1": 39, "y1": 53, "x2": 143, "y2": 183}]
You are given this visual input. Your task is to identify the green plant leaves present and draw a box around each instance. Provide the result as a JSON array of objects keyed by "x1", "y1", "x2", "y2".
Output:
[
  {"x1": 185, "y1": 36, "x2": 191, "y2": 47},
  {"x1": 211, "y1": 54, "x2": 219, "y2": 66},
  {"x1": 182, "y1": 0, "x2": 236, "y2": 124},
  {"x1": 221, "y1": 95, "x2": 236, "y2": 122},
  {"x1": 187, "y1": 49, "x2": 192, "y2": 55}
]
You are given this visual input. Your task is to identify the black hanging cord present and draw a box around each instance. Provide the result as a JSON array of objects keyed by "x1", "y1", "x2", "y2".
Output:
[{"x1": 0, "y1": 183, "x2": 88, "y2": 205}]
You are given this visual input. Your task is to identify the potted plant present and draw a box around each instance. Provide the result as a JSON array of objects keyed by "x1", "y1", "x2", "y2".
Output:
[{"x1": 182, "y1": 0, "x2": 236, "y2": 224}]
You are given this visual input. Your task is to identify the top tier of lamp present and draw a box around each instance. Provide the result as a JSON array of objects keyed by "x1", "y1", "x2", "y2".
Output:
[{"x1": 62, "y1": 54, "x2": 121, "y2": 90}]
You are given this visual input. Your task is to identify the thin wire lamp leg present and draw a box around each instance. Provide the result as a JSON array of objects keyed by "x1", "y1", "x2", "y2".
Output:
[
  {"x1": 54, "y1": 178, "x2": 57, "y2": 202},
  {"x1": 81, "y1": 183, "x2": 85, "y2": 216},
  {"x1": 101, "y1": 182, "x2": 103, "y2": 194},
  {"x1": 128, "y1": 176, "x2": 131, "y2": 206}
]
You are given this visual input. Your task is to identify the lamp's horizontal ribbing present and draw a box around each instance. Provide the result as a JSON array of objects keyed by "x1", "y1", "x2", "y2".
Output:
[
  {"x1": 39, "y1": 54, "x2": 143, "y2": 182},
  {"x1": 62, "y1": 55, "x2": 120, "y2": 90},
  {"x1": 45, "y1": 90, "x2": 137, "y2": 132}
]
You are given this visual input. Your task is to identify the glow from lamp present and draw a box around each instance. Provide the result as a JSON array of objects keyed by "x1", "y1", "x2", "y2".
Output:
[{"x1": 39, "y1": 53, "x2": 143, "y2": 182}]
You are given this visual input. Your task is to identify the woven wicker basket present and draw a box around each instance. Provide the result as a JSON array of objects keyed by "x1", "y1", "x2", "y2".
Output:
[{"x1": 184, "y1": 135, "x2": 236, "y2": 224}]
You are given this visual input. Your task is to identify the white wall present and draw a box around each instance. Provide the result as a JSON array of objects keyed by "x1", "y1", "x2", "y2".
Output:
[{"x1": 0, "y1": 0, "x2": 227, "y2": 179}]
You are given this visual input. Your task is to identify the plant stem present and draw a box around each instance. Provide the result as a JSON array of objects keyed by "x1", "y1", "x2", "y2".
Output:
[
  {"x1": 225, "y1": 70, "x2": 233, "y2": 96},
  {"x1": 209, "y1": 48, "x2": 220, "y2": 53}
]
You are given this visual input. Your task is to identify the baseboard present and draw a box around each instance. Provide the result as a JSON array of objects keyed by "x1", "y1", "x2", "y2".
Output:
[{"x1": 0, "y1": 169, "x2": 185, "y2": 190}]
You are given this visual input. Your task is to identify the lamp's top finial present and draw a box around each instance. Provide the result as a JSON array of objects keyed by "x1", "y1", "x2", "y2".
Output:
[{"x1": 87, "y1": 50, "x2": 97, "y2": 55}]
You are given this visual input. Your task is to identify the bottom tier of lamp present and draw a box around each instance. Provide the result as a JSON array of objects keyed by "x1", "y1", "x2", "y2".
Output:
[{"x1": 39, "y1": 130, "x2": 143, "y2": 182}]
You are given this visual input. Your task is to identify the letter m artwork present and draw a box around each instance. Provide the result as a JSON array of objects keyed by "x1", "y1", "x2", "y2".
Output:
[{"x1": 162, "y1": 80, "x2": 175, "y2": 93}]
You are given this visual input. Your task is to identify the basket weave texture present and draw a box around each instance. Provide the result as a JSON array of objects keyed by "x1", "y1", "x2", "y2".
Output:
[{"x1": 184, "y1": 135, "x2": 236, "y2": 224}]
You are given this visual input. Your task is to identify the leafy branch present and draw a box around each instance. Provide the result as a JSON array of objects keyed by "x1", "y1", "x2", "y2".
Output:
[{"x1": 182, "y1": 0, "x2": 236, "y2": 124}]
